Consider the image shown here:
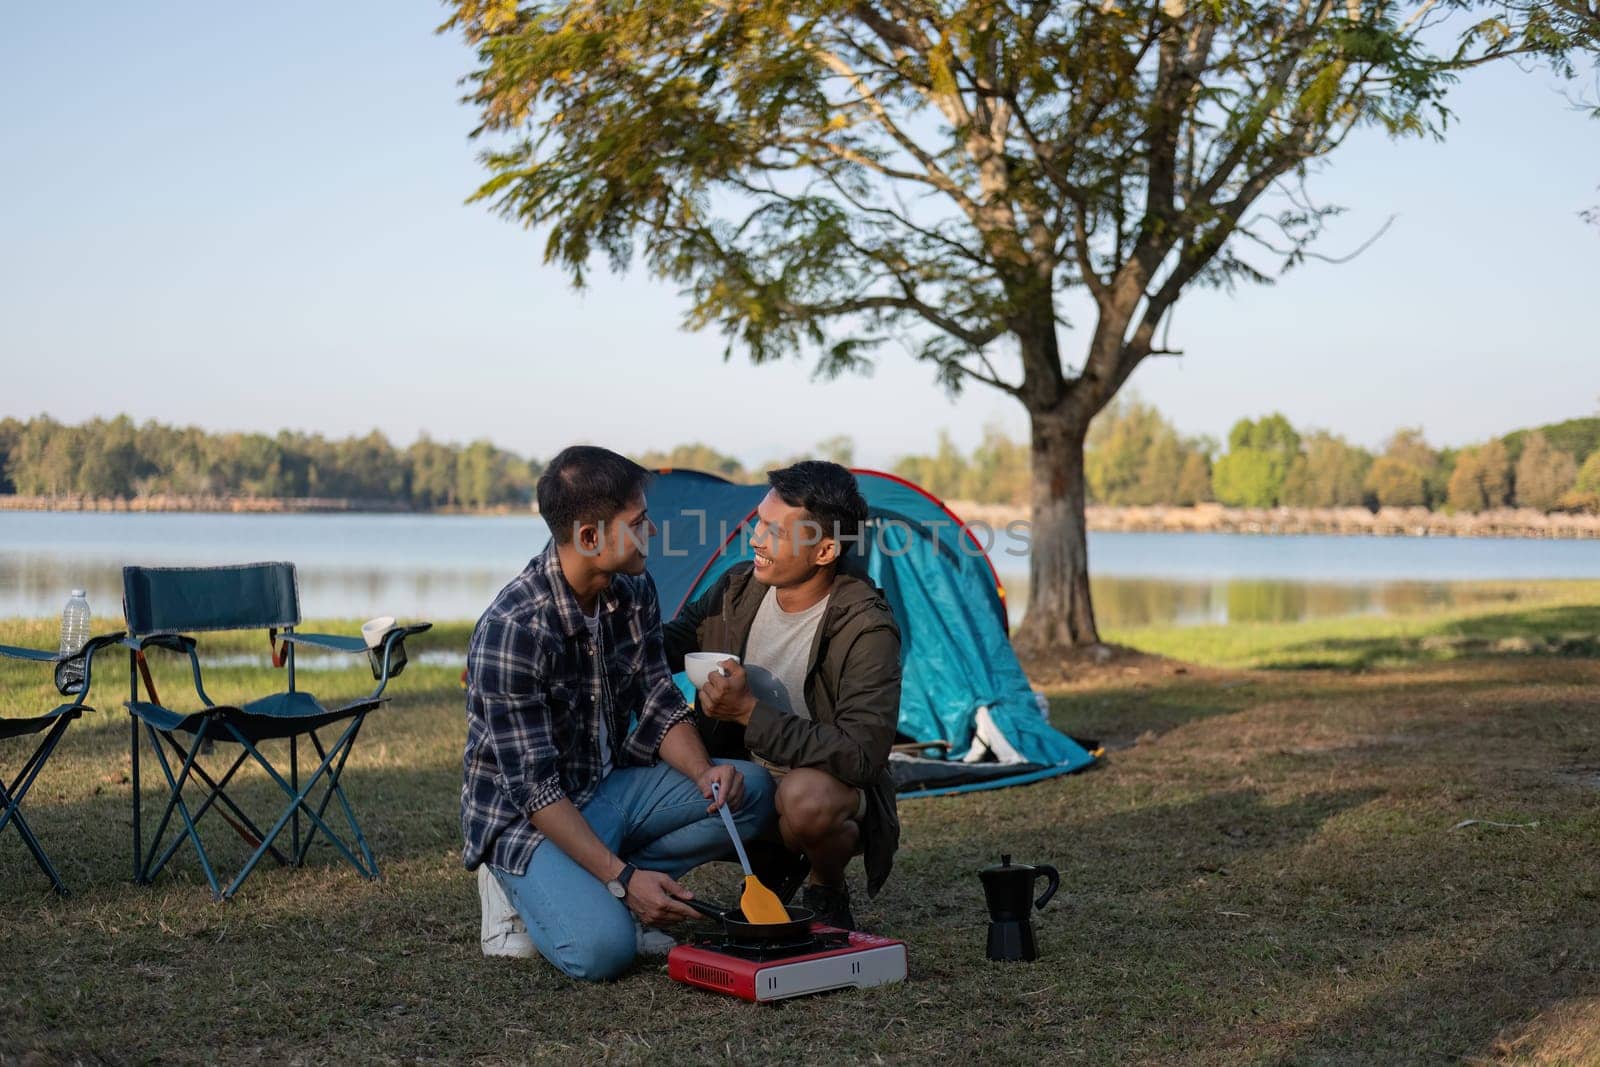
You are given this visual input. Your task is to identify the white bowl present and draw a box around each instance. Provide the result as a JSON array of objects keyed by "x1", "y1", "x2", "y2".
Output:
[{"x1": 684, "y1": 651, "x2": 740, "y2": 689}]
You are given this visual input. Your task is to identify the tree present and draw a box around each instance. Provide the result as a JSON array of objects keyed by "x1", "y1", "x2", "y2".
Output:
[
  {"x1": 1515, "y1": 430, "x2": 1579, "y2": 510},
  {"x1": 636, "y1": 443, "x2": 748, "y2": 481},
  {"x1": 1086, "y1": 398, "x2": 1185, "y2": 505},
  {"x1": 1382, "y1": 428, "x2": 1448, "y2": 506},
  {"x1": 1355, "y1": 428, "x2": 1442, "y2": 509},
  {"x1": 814, "y1": 434, "x2": 857, "y2": 466},
  {"x1": 447, "y1": 2, "x2": 1556, "y2": 652},
  {"x1": 1137, "y1": 429, "x2": 1186, "y2": 506},
  {"x1": 1446, "y1": 438, "x2": 1512, "y2": 513},
  {"x1": 966, "y1": 424, "x2": 1031, "y2": 506},
  {"x1": 1447, "y1": 450, "x2": 1486, "y2": 513},
  {"x1": 0, "y1": 417, "x2": 19, "y2": 494},
  {"x1": 893, "y1": 429, "x2": 967, "y2": 500},
  {"x1": 1503, "y1": 416, "x2": 1600, "y2": 468},
  {"x1": 1282, "y1": 431, "x2": 1372, "y2": 508},
  {"x1": 1365, "y1": 456, "x2": 1427, "y2": 507},
  {"x1": 1212, "y1": 414, "x2": 1300, "y2": 507},
  {"x1": 1577, "y1": 450, "x2": 1600, "y2": 495},
  {"x1": 1175, "y1": 450, "x2": 1212, "y2": 506},
  {"x1": 409, "y1": 435, "x2": 461, "y2": 508}
]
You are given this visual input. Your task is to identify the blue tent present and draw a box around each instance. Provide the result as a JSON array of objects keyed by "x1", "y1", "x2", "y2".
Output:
[{"x1": 645, "y1": 468, "x2": 1097, "y2": 798}]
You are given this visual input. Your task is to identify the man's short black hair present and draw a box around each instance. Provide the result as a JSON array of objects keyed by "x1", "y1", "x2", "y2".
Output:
[
  {"x1": 766, "y1": 460, "x2": 868, "y2": 560},
  {"x1": 538, "y1": 446, "x2": 651, "y2": 544}
]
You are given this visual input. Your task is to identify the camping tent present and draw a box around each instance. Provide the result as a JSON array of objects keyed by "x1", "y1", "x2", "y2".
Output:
[{"x1": 644, "y1": 468, "x2": 1097, "y2": 798}]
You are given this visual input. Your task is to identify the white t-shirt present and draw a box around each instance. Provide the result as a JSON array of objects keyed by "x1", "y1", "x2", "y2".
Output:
[
  {"x1": 743, "y1": 586, "x2": 831, "y2": 722},
  {"x1": 583, "y1": 610, "x2": 614, "y2": 779}
]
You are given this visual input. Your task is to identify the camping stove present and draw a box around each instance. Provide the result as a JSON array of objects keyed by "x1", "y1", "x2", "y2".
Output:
[{"x1": 667, "y1": 925, "x2": 907, "y2": 1003}]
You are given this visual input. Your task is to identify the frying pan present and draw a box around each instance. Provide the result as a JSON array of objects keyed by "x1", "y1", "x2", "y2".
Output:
[{"x1": 674, "y1": 895, "x2": 818, "y2": 944}]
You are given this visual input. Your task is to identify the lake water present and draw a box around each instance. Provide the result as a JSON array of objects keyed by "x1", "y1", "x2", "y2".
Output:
[{"x1": 3, "y1": 511, "x2": 1598, "y2": 626}]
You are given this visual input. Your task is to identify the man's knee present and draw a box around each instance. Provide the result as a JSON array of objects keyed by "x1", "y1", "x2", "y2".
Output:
[
  {"x1": 776, "y1": 770, "x2": 855, "y2": 842},
  {"x1": 549, "y1": 911, "x2": 635, "y2": 982}
]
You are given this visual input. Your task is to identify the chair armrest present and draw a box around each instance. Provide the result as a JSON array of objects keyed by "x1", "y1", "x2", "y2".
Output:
[
  {"x1": 0, "y1": 643, "x2": 57, "y2": 662},
  {"x1": 121, "y1": 633, "x2": 212, "y2": 707},
  {"x1": 279, "y1": 632, "x2": 368, "y2": 654}
]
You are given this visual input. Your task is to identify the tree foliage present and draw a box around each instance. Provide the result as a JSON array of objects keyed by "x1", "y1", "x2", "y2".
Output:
[
  {"x1": 1446, "y1": 438, "x2": 1512, "y2": 512},
  {"x1": 1086, "y1": 398, "x2": 1212, "y2": 506},
  {"x1": 1514, "y1": 430, "x2": 1579, "y2": 510},
  {"x1": 1212, "y1": 414, "x2": 1301, "y2": 507},
  {"x1": 1502, "y1": 415, "x2": 1600, "y2": 466},
  {"x1": 1282, "y1": 431, "x2": 1372, "y2": 507}
]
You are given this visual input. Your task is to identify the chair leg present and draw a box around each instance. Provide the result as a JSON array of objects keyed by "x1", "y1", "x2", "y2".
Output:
[
  {"x1": 143, "y1": 744, "x2": 257, "y2": 883},
  {"x1": 295, "y1": 723, "x2": 379, "y2": 879},
  {"x1": 130, "y1": 656, "x2": 142, "y2": 885},
  {"x1": 290, "y1": 734, "x2": 300, "y2": 865},
  {"x1": 1, "y1": 716, "x2": 75, "y2": 895},
  {"x1": 139, "y1": 722, "x2": 222, "y2": 899},
  {"x1": 155, "y1": 732, "x2": 287, "y2": 867},
  {"x1": 221, "y1": 716, "x2": 372, "y2": 899},
  {"x1": 0, "y1": 792, "x2": 68, "y2": 896}
]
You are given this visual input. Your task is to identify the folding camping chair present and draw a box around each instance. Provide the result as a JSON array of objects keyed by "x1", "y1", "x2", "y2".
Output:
[
  {"x1": 122, "y1": 562, "x2": 430, "y2": 900},
  {"x1": 1, "y1": 630, "x2": 125, "y2": 894}
]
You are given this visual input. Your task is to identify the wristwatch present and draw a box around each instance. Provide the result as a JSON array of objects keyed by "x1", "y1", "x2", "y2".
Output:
[{"x1": 605, "y1": 862, "x2": 636, "y2": 900}]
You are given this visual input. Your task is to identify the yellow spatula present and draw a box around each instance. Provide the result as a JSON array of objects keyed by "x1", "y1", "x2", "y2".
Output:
[{"x1": 712, "y1": 780, "x2": 789, "y2": 924}]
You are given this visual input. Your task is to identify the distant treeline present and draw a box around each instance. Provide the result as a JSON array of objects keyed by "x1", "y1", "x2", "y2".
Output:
[
  {"x1": 5, "y1": 409, "x2": 1599, "y2": 515},
  {"x1": 642, "y1": 406, "x2": 1600, "y2": 515},
  {"x1": 0, "y1": 416, "x2": 541, "y2": 508},
  {"x1": 889, "y1": 403, "x2": 1600, "y2": 515}
]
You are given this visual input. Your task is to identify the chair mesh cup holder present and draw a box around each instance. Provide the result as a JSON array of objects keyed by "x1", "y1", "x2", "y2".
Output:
[
  {"x1": 359, "y1": 617, "x2": 418, "y2": 682},
  {"x1": 53, "y1": 657, "x2": 84, "y2": 697},
  {"x1": 365, "y1": 628, "x2": 408, "y2": 681}
]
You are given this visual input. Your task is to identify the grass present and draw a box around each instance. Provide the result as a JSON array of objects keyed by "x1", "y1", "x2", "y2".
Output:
[
  {"x1": 1104, "y1": 580, "x2": 1600, "y2": 671},
  {"x1": 2, "y1": 589, "x2": 1599, "y2": 1065}
]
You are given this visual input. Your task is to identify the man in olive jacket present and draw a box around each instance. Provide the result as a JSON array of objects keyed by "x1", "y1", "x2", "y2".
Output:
[{"x1": 663, "y1": 461, "x2": 901, "y2": 929}]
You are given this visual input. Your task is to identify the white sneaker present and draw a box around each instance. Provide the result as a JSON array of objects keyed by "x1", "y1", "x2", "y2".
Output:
[
  {"x1": 635, "y1": 922, "x2": 677, "y2": 957},
  {"x1": 478, "y1": 865, "x2": 535, "y2": 959}
]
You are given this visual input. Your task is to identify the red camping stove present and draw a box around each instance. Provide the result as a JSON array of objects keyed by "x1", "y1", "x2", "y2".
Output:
[{"x1": 668, "y1": 925, "x2": 907, "y2": 1003}]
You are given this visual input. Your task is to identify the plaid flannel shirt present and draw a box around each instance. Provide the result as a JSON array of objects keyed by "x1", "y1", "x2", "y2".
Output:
[{"x1": 460, "y1": 540, "x2": 693, "y2": 875}]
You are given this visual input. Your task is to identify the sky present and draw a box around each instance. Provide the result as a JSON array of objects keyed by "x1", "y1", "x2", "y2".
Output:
[{"x1": 1, "y1": 3, "x2": 1596, "y2": 469}]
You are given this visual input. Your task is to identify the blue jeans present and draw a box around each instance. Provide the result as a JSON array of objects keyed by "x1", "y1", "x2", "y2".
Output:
[{"x1": 491, "y1": 758, "x2": 774, "y2": 981}]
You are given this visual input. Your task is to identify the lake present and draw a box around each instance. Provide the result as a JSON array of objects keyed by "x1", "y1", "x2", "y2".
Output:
[{"x1": 3, "y1": 511, "x2": 1598, "y2": 626}]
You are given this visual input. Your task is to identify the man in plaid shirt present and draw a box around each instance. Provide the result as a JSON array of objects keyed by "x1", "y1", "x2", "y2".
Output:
[{"x1": 463, "y1": 446, "x2": 774, "y2": 980}]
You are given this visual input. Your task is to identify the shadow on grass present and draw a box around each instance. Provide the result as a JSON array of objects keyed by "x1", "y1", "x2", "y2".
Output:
[
  {"x1": 0, "y1": 693, "x2": 467, "y2": 905},
  {"x1": 1262, "y1": 604, "x2": 1600, "y2": 671},
  {"x1": 1281, "y1": 915, "x2": 1600, "y2": 1064}
]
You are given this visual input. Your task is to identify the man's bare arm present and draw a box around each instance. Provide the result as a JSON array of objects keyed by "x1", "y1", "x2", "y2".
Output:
[
  {"x1": 528, "y1": 797, "x2": 698, "y2": 923},
  {"x1": 657, "y1": 719, "x2": 746, "y2": 812}
]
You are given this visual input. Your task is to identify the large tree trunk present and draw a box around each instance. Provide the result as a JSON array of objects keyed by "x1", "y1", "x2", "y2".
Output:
[{"x1": 1012, "y1": 403, "x2": 1101, "y2": 657}]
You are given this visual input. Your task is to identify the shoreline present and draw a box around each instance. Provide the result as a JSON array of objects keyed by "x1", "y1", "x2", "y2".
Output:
[
  {"x1": 946, "y1": 501, "x2": 1600, "y2": 541},
  {"x1": 5, "y1": 493, "x2": 1599, "y2": 540},
  {"x1": 0, "y1": 494, "x2": 532, "y2": 516}
]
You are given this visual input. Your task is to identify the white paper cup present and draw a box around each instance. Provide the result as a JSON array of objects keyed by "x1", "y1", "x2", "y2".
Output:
[
  {"x1": 685, "y1": 651, "x2": 739, "y2": 689},
  {"x1": 361, "y1": 616, "x2": 397, "y2": 650}
]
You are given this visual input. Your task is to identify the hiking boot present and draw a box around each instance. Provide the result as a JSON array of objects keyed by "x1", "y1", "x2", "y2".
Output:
[
  {"x1": 478, "y1": 865, "x2": 535, "y2": 958},
  {"x1": 801, "y1": 882, "x2": 856, "y2": 931}
]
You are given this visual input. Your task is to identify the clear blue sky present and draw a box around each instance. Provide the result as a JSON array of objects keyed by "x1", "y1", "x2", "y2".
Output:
[{"x1": 2, "y1": 3, "x2": 1596, "y2": 468}]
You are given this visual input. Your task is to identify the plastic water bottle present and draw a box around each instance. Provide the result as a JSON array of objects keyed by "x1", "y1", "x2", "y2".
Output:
[{"x1": 57, "y1": 589, "x2": 90, "y2": 694}]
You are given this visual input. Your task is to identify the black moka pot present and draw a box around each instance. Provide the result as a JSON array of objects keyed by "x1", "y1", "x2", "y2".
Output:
[{"x1": 978, "y1": 854, "x2": 1060, "y2": 962}]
